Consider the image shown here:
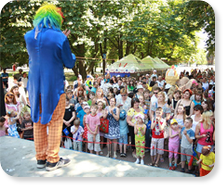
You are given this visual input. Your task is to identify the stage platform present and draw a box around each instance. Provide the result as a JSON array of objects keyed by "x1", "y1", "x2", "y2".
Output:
[{"x1": 0, "y1": 136, "x2": 194, "y2": 177}]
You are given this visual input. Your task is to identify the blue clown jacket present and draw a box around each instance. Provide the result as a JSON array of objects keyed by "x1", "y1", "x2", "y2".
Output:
[{"x1": 24, "y1": 27, "x2": 76, "y2": 124}]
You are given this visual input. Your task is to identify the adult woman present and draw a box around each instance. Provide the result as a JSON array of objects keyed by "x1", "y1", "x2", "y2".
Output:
[
  {"x1": 104, "y1": 98, "x2": 120, "y2": 158},
  {"x1": 75, "y1": 86, "x2": 86, "y2": 101},
  {"x1": 195, "y1": 111, "x2": 214, "y2": 157},
  {"x1": 116, "y1": 88, "x2": 131, "y2": 112},
  {"x1": 96, "y1": 87, "x2": 108, "y2": 106},
  {"x1": 10, "y1": 85, "x2": 27, "y2": 108},
  {"x1": 191, "y1": 104, "x2": 203, "y2": 132},
  {"x1": 126, "y1": 98, "x2": 144, "y2": 157},
  {"x1": 175, "y1": 89, "x2": 195, "y2": 117},
  {"x1": 150, "y1": 92, "x2": 171, "y2": 121},
  {"x1": 192, "y1": 90, "x2": 202, "y2": 106},
  {"x1": 201, "y1": 100, "x2": 213, "y2": 113},
  {"x1": 127, "y1": 80, "x2": 135, "y2": 93},
  {"x1": 116, "y1": 88, "x2": 131, "y2": 157}
]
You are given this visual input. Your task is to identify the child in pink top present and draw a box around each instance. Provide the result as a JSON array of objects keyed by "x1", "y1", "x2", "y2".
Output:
[
  {"x1": 85, "y1": 104, "x2": 101, "y2": 155},
  {"x1": 168, "y1": 119, "x2": 181, "y2": 170}
]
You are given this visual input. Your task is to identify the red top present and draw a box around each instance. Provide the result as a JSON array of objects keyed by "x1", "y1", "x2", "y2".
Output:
[{"x1": 152, "y1": 120, "x2": 164, "y2": 139}]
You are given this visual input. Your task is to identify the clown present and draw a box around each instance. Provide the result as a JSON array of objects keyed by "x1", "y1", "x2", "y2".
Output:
[{"x1": 24, "y1": 3, "x2": 76, "y2": 171}]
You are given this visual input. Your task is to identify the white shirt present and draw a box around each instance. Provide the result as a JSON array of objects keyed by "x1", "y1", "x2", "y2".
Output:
[
  {"x1": 202, "y1": 82, "x2": 209, "y2": 91},
  {"x1": 70, "y1": 125, "x2": 84, "y2": 142},
  {"x1": 191, "y1": 114, "x2": 202, "y2": 132}
]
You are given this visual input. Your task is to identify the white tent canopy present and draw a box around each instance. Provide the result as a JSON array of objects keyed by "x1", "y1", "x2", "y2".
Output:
[
  {"x1": 106, "y1": 54, "x2": 170, "y2": 76},
  {"x1": 106, "y1": 54, "x2": 149, "y2": 74},
  {"x1": 141, "y1": 56, "x2": 170, "y2": 70}
]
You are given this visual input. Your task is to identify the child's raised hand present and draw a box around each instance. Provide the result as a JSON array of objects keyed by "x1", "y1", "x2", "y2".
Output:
[{"x1": 183, "y1": 130, "x2": 187, "y2": 135}]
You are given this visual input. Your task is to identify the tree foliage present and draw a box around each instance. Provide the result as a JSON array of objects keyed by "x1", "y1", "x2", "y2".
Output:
[{"x1": 0, "y1": 0, "x2": 215, "y2": 77}]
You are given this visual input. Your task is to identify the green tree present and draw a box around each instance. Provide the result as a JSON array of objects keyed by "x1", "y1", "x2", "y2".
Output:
[
  {"x1": 179, "y1": 0, "x2": 215, "y2": 57},
  {"x1": 0, "y1": 0, "x2": 214, "y2": 76},
  {"x1": 0, "y1": 0, "x2": 37, "y2": 68}
]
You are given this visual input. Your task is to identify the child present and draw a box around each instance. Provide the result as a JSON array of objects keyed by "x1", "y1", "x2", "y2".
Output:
[
  {"x1": 180, "y1": 117, "x2": 195, "y2": 173},
  {"x1": 21, "y1": 112, "x2": 33, "y2": 140},
  {"x1": 107, "y1": 92, "x2": 115, "y2": 105},
  {"x1": 97, "y1": 100, "x2": 106, "y2": 154},
  {"x1": 71, "y1": 118, "x2": 84, "y2": 151},
  {"x1": 134, "y1": 114, "x2": 146, "y2": 165},
  {"x1": 82, "y1": 105, "x2": 91, "y2": 152},
  {"x1": 85, "y1": 104, "x2": 101, "y2": 155},
  {"x1": 77, "y1": 101, "x2": 89, "y2": 128},
  {"x1": 7, "y1": 110, "x2": 20, "y2": 138},
  {"x1": 196, "y1": 145, "x2": 215, "y2": 177},
  {"x1": 75, "y1": 96, "x2": 85, "y2": 113},
  {"x1": 168, "y1": 119, "x2": 181, "y2": 170},
  {"x1": 174, "y1": 104, "x2": 186, "y2": 129},
  {"x1": 119, "y1": 109, "x2": 129, "y2": 157},
  {"x1": 150, "y1": 107, "x2": 166, "y2": 167},
  {"x1": 66, "y1": 89, "x2": 76, "y2": 107},
  {"x1": 87, "y1": 91, "x2": 96, "y2": 106},
  {"x1": 0, "y1": 117, "x2": 7, "y2": 137},
  {"x1": 138, "y1": 95, "x2": 145, "y2": 108},
  {"x1": 62, "y1": 96, "x2": 76, "y2": 149}
]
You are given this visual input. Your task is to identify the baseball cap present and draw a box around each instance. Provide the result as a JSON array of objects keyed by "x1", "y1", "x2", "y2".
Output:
[
  {"x1": 83, "y1": 105, "x2": 90, "y2": 110},
  {"x1": 170, "y1": 119, "x2": 178, "y2": 125},
  {"x1": 81, "y1": 101, "x2": 88, "y2": 106}
]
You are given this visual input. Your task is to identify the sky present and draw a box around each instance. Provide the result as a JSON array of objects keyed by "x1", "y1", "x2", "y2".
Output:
[{"x1": 196, "y1": 29, "x2": 209, "y2": 50}]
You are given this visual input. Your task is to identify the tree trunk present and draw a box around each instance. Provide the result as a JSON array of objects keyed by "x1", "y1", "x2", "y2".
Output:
[
  {"x1": 99, "y1": 38, "x2": 107, "y2": 75},
  {"x1": 118, "y1": 35, "x2": 123, "y2": 59},
  {"x1": 125, "y1": 41, "x2": 132, "y2": 56},
  {"x1": 77, "y1": 44, "x2": 87, "y2": 80}
]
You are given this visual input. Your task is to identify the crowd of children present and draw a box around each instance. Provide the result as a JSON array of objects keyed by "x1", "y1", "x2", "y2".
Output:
[{"x1": 1, "y1": 67, "x2": 215, "y2": 176}]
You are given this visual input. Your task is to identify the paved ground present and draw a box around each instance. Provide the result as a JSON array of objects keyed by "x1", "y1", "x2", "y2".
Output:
[
  {"x1": 0, "y1": 136, "x2": 194, "y2": 177},
  {"x1": 93, "y1": 141, "x2": 196, "y2": 175}
]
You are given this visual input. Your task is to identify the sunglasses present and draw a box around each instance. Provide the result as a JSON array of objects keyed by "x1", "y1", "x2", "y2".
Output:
[
  {"x1": 121, "y1": 94, "x2": 127, "y2": 97},
  {"x1": 6, "y1": 94, "x2": 14, "y2": 97},
  {"x1": 153, "y1": 92, "x2": 158, "y2": 94}
]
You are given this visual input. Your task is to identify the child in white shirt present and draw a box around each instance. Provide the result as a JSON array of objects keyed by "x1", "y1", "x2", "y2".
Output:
[{"x1": 71, "y1": 118, "x2": 84, "y2": 151}]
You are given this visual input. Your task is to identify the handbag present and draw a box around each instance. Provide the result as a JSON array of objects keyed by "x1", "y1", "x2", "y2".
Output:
[{"x1": 100, "y1": 117, "x2": 109, "y2": 133}]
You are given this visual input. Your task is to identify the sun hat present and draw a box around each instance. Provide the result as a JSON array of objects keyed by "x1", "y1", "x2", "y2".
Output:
[
  {"x1": 135, "y1": 114, "x2": 145, "y2": 121},
  {"x1": 137, "y1": 85, "x2": 144, "y2": 89}
]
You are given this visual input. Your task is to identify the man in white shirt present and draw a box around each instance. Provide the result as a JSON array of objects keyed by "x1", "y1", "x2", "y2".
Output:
[
  {"x1": 201, "y1": 77, "x2": 209, "y2": 91},
  {"x1": 156, "y1": 75, "x2": 164, "y2": 90}
]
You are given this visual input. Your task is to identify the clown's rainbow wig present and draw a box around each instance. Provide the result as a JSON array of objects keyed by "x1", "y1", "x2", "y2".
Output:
[{"x1": 33, "y1": 3, "x2": 63, "y2": 30}]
